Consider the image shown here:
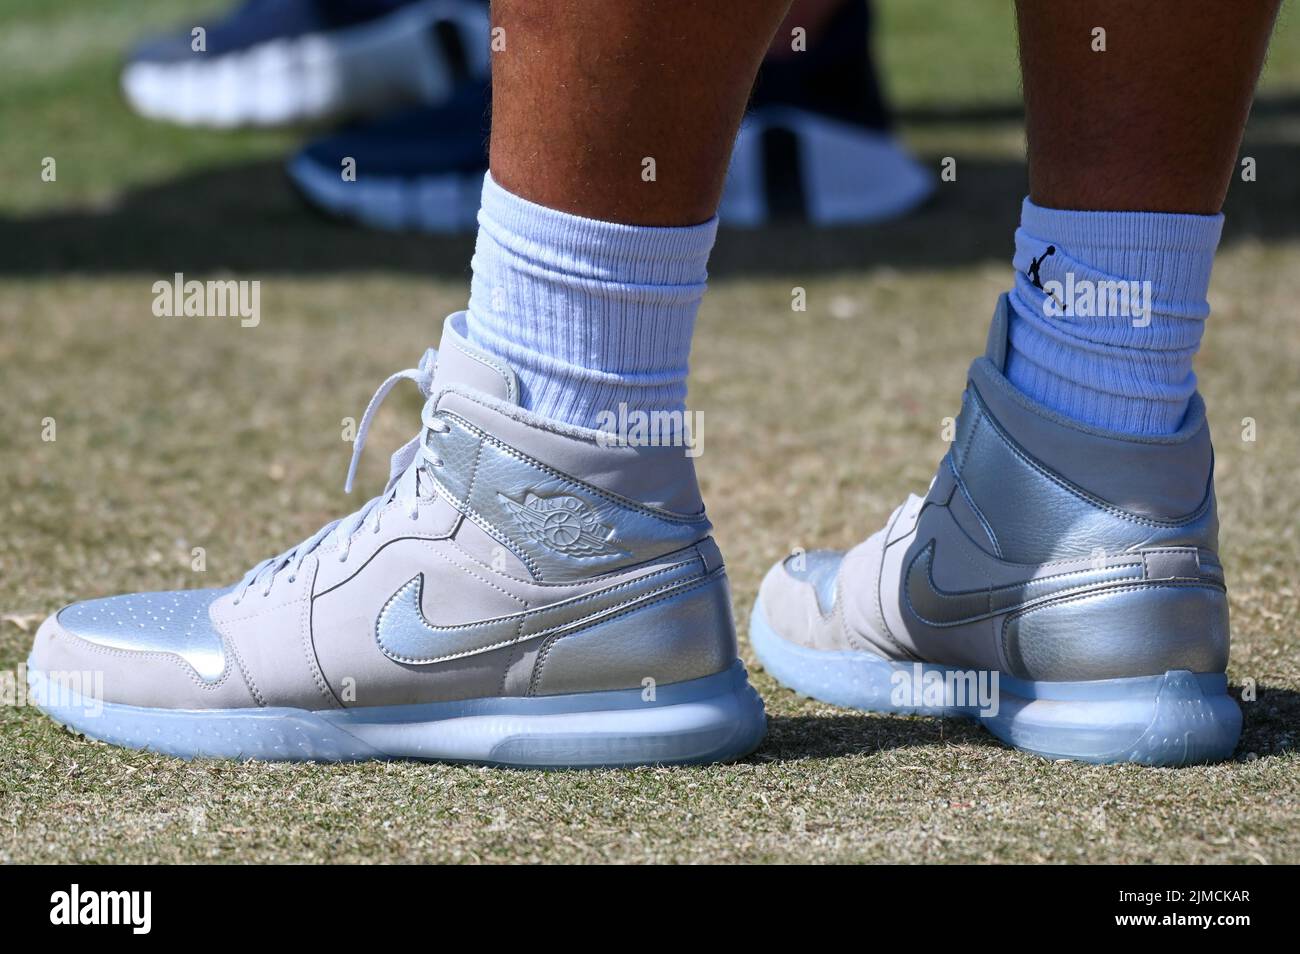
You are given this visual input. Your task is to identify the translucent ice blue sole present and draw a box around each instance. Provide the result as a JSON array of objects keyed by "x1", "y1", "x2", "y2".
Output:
[
  {"x1": 27, "y1": 659, "x2": 766, "y2": 769},
  {"x1": 749, "y1": 603, "x2": 1242, "y2": 766}
]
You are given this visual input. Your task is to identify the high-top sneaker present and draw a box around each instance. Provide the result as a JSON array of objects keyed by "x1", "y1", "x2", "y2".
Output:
[
  {"x1": 751, "y1": 295, "x2": 1240, "y2": 766},
  {"x1": 30, "y1": 313, "x2": 765, "y2": 767}
]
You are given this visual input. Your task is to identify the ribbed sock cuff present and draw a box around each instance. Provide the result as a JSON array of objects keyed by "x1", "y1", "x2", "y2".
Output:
[
  {"x1": 1005, "y1": 198, "x2": 1222, "y2": 435},
  {"x1": 465, "y1": 174, "x2": 717, "y2": 428}
]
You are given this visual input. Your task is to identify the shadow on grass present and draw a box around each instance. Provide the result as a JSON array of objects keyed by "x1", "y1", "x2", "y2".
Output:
[
  {"x1": 754, "y1": 712, "x2": 995, "y2": 761},
  {"x1": 2, "y1": 103, "x2": 1296, "y2": 279},
  {"x1": 1236, "y1": 683, "x2": 1300, "y2": 760}
]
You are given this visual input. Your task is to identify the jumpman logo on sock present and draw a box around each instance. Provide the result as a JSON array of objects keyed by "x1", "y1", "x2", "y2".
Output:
[{"x1": 1027, "y1": 245, "x2": 1056, "y2": 289}]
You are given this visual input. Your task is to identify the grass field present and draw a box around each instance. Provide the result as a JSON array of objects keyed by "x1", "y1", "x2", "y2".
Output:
[{"x1": 1, "y1": 1, "x2": 1298, "y2": 864}]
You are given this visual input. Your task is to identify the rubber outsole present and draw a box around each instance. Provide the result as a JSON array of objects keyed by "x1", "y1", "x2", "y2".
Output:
[
  {"x1": 749, "y1": 602, "x2": 1242, "y2": 766},
  {"x1": 28, "y1": 659, "x2": 766, "y2": 769}
]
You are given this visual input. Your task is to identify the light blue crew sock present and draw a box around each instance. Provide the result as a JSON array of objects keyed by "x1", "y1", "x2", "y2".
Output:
[
  {"x1": 464, "y1": 173, "x2": 718, "y2": 430},
  {"x1": 1006, "y1": 197, "x2": 1224, "y2": 436}
]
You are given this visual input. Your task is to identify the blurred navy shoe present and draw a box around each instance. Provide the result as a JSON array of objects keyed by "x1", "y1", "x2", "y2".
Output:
[
  {"x1": 286, "y1": 0, "x2": 932, "y2": 231},
  {"x1": 722, "y1": 0, "x2": 932, "y2": 225},
  {"x1": 287, "y1": 82, "x2": 489, "y2": 232},
  {"x1": 122, "y1": 0, "x2": 488, "y2": 128},
  {"x1": 719, "y1": 106, "x2": 932, "y2": 227}
]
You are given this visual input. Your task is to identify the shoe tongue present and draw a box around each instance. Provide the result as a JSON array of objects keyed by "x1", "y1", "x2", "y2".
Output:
[{"x1": 428, "y1": 311, "x2": 520, "y2": 404}]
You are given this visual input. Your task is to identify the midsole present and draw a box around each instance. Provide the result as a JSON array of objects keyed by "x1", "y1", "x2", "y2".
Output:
[
  {"x1": 749, "y1": 600, "x2": 1241, "y2": 764},
  {"x1": 26, "y1": 658, "x2": 749, "y2": 724},
  {"x1": 749, "y1": 601, "x2": 1229, "y2": 709},
  {"x1": 27, "y1": 659, "x2": 766, "y2": 766},
  {"x1": 119, "y1": 0, "x2": 476, "y2": 126},
  {"x1": 998, "y1": 669, "x2": 1228, "y2": 702},
  {"x1": 123, "y1": 17, "x2": 425, "y2": 82}
]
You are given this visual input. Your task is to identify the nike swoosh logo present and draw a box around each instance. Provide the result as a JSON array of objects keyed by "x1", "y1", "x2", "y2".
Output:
[
  {"x1": 376, "y1": 556, "x2": 710, "y2": 664},
  {"x1": 904, "y1": 541, "x2": 1144, "y2": 627}
]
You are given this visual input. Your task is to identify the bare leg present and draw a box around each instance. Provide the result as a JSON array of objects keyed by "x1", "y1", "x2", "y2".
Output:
[
  {"x1": 1018, "y1": 0, "x2": 1280, "y2": 213},
  {"x1": 489, "y1": 1, "x2": 792, "y2": 226}
]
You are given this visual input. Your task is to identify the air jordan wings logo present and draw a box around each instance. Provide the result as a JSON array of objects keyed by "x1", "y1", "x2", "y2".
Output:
[{"x1": 498, "y1": 492, "x2": 621, "y2": 557}]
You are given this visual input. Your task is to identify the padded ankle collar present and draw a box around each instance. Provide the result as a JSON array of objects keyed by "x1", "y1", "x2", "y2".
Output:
[
  {"x1": 429, "y1": 315, "x2": 706, "y2": 518},
  {"x1": 971, "y1": 295, "x2": 1213, "y2": 519}
]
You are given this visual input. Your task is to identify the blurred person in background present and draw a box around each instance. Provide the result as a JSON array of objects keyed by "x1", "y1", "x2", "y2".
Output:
[{"x1": 121, "y1": 0, "x2": 932, "y2": 231}]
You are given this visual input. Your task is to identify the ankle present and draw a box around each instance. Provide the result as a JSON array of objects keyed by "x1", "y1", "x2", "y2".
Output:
[
  {"x1": 464, "y1": 174, "x2": 717, "y2": 430},
  {"x1": 1003, "y1": 198, "x2": 1222, "y2": 436}
]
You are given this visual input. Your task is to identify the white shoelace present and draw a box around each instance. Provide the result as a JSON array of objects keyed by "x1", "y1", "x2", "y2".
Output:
[{"x1": 233, "y1": 348, "x2": 450, "y2": 604}]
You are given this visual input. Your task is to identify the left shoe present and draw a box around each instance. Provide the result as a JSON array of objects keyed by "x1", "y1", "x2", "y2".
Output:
[
  {"x1": 718, "y1": 105, "x2": 932, "y2": 228},
  {"x1": 27, "y1": 313, "x2": 765, "y2": 767},
  {"x1": 122, "y1": 0, "x2": 489, "y2": 128}
]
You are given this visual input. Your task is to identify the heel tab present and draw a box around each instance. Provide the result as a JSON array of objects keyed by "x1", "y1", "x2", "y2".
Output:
[
  {"x1": 965, "y1": 358, "x2": 1213, "y2": 520},
  {"x1": 695, "y1": 536, "x2": 725, "y2": 574},
  {"x1": 984, "y1": 293, "x2": 1012, "y2": 370}
]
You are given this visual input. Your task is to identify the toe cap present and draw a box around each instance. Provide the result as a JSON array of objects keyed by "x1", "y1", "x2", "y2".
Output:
[
  {"x1": 55, "y1": 589, "x2": 229, "y2": 681},
  {"x1": 780, "y1": 549, "x2": 843, "y2": 615},
  {"x1": 29, "y1": 590, "x2": 256, "y2": 709},
  {"x1": 756, "y1": 550, "x2": 851, "y2": 651}
]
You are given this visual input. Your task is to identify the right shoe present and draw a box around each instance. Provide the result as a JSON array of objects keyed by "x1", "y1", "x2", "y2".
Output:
[
  {"x1": 28, "y1": 313, "x2": 765, "y2": 767},
  {"x1": 751, "y1": 295, "x2": 1242, "y2": 766},
  {"x1": 121, "y1": 0, "x2": 489, "y2": 128}
]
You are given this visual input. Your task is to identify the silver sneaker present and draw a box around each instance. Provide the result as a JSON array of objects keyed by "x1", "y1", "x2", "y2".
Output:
[
  {"x1": 752, "y1": 295, "x2": 1240, "y2": 765},
  {"x1": 30, "y1": 313, "x2": 765, "y2": 767}
]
